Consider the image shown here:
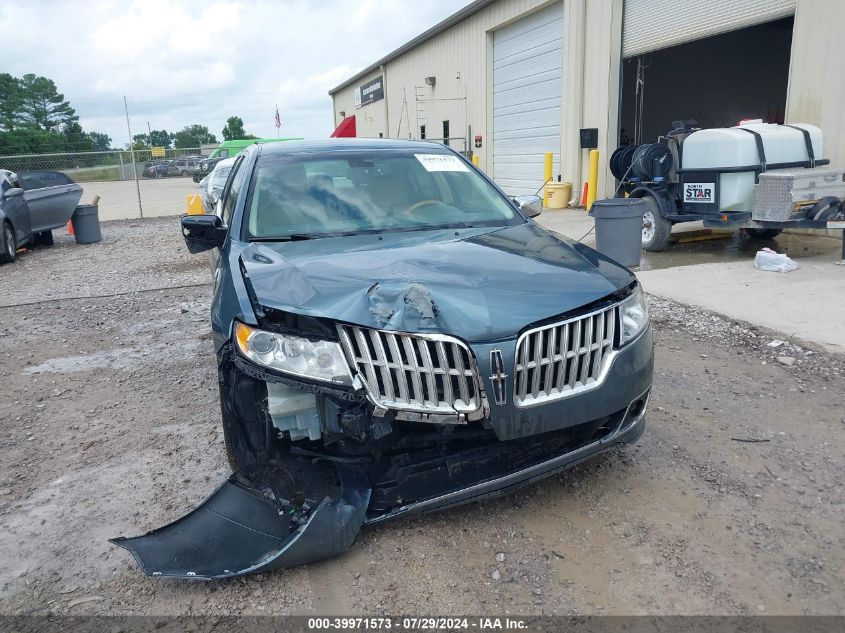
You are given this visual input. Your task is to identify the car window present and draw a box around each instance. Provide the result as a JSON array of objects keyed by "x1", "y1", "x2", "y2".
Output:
[
  {"x1": 17, "y1": 171, "x2": 73, "y2": 190},
  {"x1": 220, "y1": 156, "x2": 246, "y2": 225},
  {"x1": 244, "y1": 150, "x2": 518, "y2": 239},
  {"x1": 0, "y1": 175, "x2": 10, "y2": 193}
]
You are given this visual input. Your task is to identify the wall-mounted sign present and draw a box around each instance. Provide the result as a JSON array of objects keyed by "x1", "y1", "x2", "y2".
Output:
[
  {"x1": 358, "y1": 75, "x2": 384, "y2": 107},
  {"x1": 151, "y1": 146, "x2": 166, "y2": 157}
]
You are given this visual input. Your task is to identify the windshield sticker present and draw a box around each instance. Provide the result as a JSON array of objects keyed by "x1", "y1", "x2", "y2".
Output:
[{"x1": 415, "y1": 154, "x2": 470, "y2": 172}]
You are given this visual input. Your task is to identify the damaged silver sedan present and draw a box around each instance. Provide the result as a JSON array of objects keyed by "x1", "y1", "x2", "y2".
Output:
[{"x1": 111, "y1": 139, "x2": 654, "y2": 579}]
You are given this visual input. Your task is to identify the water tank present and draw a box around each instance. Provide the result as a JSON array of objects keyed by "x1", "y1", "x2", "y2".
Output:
[{"x1": 681, "y1": 122, "x2": 823, "y2": 212}]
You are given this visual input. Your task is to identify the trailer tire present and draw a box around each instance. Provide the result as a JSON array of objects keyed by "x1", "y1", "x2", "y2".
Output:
[
  {"x1": 0, "y1": 222, "x2": 16, "y2": 264},
  {"x1": 742, "y1": 228, "x2": 782, "y2": 240},
  {"x1": 641, "y1": 197, "x2": 672, "y2": 252}
]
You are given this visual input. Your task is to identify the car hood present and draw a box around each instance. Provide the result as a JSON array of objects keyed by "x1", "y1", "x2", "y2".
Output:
[{"x1": 238, "y1": 222, "x2": 635, "y2": 342}]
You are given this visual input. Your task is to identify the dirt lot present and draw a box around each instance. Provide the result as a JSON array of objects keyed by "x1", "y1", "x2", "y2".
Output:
[{"x1": 0, "y1": 218, "x2": 842, "y2": 616}]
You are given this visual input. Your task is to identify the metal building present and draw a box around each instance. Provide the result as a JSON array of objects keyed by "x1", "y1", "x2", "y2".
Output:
[{"x1": 329, "y1": 0, "x2": 844, "y2": 199}]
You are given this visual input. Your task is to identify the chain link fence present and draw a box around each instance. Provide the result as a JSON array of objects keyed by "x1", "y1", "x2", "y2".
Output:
[{"x1": 0, "y1": 147, "x2": 209, "y2": 220}]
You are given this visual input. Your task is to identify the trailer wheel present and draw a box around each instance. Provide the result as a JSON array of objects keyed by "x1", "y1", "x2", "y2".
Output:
[
  {"x1": 0, "y1": 222, "x2": 16, "y2": 264},
  {"x1": 641, "y1": 197, "x2": 672, "y2": 252},
  {"x1": 742, "y1": 228, "x2": 783, "y2": 240}
]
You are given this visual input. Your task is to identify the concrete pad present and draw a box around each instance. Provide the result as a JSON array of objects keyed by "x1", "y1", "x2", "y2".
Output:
[
  {"x1": 639, "y1": 257, "x2": 845, "y2": 355},
  {"x1": 537, "y1": 208, "x2": 845, "y2": 355}
]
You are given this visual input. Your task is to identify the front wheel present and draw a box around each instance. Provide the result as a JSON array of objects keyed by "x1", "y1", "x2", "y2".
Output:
[
  {"x1": 0, "y1": 222, "x2": 16, "y2": 264},
  {"x1": 741, "y1": 228, "x2": 783, "y2": 240},
  {"x1": 641, "y1": 197, "x2": 672, "y2": 252}
]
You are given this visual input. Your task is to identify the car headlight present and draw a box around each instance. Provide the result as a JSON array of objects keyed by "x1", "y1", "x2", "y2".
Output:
[
  {"x1": 234, "y1": 322, "x2": 354, "y2": 386},
  {"x1": 618, "y1": 286, "x2": 649, "y2": 346}
]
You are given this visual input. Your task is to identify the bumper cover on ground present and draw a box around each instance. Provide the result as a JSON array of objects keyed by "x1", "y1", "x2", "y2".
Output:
[
  {"x1": 110, "y1": 396, "x2": 647, "y2": 579},
  {"x1": 110, "y1": 466, "x2": 370, "y2": 580}
]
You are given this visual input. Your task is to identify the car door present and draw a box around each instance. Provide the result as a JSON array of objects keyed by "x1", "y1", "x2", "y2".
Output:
[
  {"x1": 0, "y1": 173, "x2": 31, "y2": 245},
  {"x1": 209, "y1": 155, "x2": 246, "y2": 276},
  {"x1": 24, "y1": 172, "x2": 82, "y2": 232}
]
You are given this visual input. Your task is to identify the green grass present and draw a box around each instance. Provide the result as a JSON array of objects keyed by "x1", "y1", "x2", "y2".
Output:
[{"x1": 63, "y1": 166, "x2": 122, "y2": 182}]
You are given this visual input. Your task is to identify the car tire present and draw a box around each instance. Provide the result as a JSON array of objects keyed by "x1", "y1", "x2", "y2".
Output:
[
  {"x1": 641, "y1": 196, "x2": 672, "y2": 252},
  {"x1": 741, "y1": 228, "x2": 783, "y2": 240},
  {"x1": 0, "y1": 222, "x2": 16, "y2": 264}
]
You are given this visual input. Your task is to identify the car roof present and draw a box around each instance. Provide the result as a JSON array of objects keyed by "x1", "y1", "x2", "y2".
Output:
[{"x1": 255, "y1": 138, "x2": 456, "y2": 156}]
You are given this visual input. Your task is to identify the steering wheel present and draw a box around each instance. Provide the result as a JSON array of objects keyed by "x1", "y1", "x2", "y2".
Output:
[{"x1": 405, "y1": 199, "x2": 440, "y2": 217}]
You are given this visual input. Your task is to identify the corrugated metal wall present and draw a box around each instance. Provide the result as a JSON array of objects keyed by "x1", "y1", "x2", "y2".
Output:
[
  {"x1": 786, "y1": 0, "x2": 845, "y2": 237},
  {"x1": 332, "y1": 0, "x2": 555, "y2": 174},
  {"x1": 622, "y1": 0, "x2": 796, "y2": 57}
]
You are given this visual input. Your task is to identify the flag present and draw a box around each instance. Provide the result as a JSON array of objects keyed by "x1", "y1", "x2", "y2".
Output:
[{"x1": 274, "y1": 106, "x2": 281, "y2": 129}]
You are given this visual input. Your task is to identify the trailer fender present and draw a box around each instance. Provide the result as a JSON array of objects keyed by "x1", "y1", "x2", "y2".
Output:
[{"x1": 627, "y1": 186, "x2": 676, "y2": 220}]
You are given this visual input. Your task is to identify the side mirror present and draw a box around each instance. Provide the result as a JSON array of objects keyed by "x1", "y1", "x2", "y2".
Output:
[
  {"x1": 181, "y1": 214, "x2": 227, "y2": 253},
  {"x1": 4, "y1": 187, "x2": 24, "y2": 199},
  {"x1": 513, "y1": 194, "x2": 542, "y2": 218}
]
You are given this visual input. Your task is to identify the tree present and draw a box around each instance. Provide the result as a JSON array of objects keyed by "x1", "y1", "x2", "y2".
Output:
[
  {"x1": 62, "y1": 121, "x2": 92, "y2": 152},
  {"x1": 222, "y1": 116, "x2": 246, "y2": 140},
  {"x1": 174, "y1": 124, "x2": 216, "y2": 149},
  {"x1": 0, "y1": 73, "x2": 22, "y2": 131},
  {"x1": 86, "y1": 131, "x2": 112, "y2": 151},
  {"x1": 17, "y1": 73, "x2": 77, "y2": 131}
]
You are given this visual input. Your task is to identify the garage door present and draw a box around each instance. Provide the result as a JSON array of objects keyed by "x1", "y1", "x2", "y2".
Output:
[
  {"x1": 623, "y1": 0, "x2": 795, "y2": 57},
  {"x1": 493, "y1": 2, "x2": 563, "y2": 196}
]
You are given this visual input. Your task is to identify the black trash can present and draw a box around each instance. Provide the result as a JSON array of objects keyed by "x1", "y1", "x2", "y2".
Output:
[
  {"x1": 589, "y1": 198, "x2": 646, "y2": 267},
  {"x1": 71, "y1": 204, "x2": 102, "y2": 244}
]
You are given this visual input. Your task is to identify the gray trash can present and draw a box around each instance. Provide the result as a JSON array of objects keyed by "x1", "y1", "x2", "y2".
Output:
[
  {"x1": 71, "y1": 204, "x2": 102, "y2": 244},
  {"x1": 589, "y1": 198, "x2": 646, "y2": 267}
]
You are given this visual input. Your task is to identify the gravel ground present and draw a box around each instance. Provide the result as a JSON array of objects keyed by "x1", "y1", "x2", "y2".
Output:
[{"x1": 0, "y1": 219, "x2": 842, "y2": 616}]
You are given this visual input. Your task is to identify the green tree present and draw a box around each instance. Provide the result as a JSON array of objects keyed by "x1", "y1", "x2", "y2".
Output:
[
  {"x1": 17, "y1": 73, "x2": 77, "y2": 131},
  {"x1": 150, "y1": 129, "x2": 173, "y2": 148},
  {"x1": 86, "y1": 131, "x2": 112, "y2": 151},
  {"x1": 174, "y1": 124, "x2": 216, "y2": 149},
  {"x1": 63, "y1": 121, "x2": 92, "y2": 152},
  {"x1": 0, "y1": 73, "x2": 23, "y2": 131},
  {"x1": 222, "y1": 116, "x2": 246, "y2": 140},
  {"x1": 0, "y1": 127, "x2": 64, "y2": 156}
]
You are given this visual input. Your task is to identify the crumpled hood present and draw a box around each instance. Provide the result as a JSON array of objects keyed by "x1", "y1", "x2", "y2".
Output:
[{"x1": 239, "y1": 223, "x2": 634, "y2": 342}]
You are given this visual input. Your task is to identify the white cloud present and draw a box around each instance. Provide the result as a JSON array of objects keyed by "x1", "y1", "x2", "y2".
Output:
[{"x1": 0, "y1": 0, "x2": 469, "y2": 146}]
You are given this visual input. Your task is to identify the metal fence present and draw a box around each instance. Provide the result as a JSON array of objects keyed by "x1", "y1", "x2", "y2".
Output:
[{"x1": 0, "y1": 148, "x2": 208, "y2": 221}]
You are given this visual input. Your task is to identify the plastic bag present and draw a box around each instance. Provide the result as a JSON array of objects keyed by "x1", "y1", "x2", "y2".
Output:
[{"x1": 754, "y1": 247, "x2": 799, "y2": 273}]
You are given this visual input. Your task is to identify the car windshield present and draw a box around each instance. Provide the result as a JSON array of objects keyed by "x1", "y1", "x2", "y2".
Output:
[{"x1": 244, "y1": 149, "x2": 520, "y2": 239}]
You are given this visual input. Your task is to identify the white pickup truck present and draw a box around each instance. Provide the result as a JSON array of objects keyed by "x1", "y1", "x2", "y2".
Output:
[{"x1": 0, "y1": 169, "x2": 83, "y2": 264}]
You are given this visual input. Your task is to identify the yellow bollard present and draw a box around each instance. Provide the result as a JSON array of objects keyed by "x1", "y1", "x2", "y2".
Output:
[
  {"x1": 586, "y1": 149, "x2": 599, "y2": 211},
  {"x1": 544, "y1": 151, "x2": 553, "y2": 184},
  {"x1": 472, "y1": 154, "x2": 480, "y2": 167},
  {"x1": 186, "y1": 194, "x2": 204, "y2": 215}
]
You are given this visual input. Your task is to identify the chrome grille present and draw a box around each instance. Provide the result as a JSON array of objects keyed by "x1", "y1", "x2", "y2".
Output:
[
  {"x1": 338, "y1": 326, "x2": 483, "y2": 414},
  {"x1": 514, "y1": 305, "x2": 617, "y2": 407}
]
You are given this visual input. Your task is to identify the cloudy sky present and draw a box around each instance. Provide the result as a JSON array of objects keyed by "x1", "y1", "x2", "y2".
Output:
[{"x1": 0, "y1": 0, "x2": 470, "y2": 146}]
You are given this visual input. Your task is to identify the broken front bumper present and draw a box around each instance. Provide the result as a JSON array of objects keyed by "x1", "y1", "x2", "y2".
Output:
[
  {"x1": 112, "y1": 322, "x2": 653, "y2": 579},
  {"x1": 111, "y1": 388, "x2": 648, "y2": 579}
]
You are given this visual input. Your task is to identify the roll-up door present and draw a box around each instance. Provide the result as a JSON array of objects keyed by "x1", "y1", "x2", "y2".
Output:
[
  {"x1": 623, "y1": 0, "x2": 795, "y2": 58},
  {"x1": 492, "y1": 2, "x2": 563, "y2": 196}
]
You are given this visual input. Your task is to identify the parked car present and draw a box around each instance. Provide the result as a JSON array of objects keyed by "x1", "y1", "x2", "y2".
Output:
[
  {"x1": 142, "y1": 160, "x2": 167, "y2": 178},
  {"x1": 112, "y1": 139, "x2": 653, "y2": 579},
  {"x1": 173, "y1": 157, "x2": 200, "y2": 176},
  {"x1": 192, "y1": 156, "x2": 226, "y2": 182},
  {"x1": 0, "y1": 169, "x2": 83, "y2": 263},
  {"x1": 200, "y1": 156, "x2": 236, "y2": 213}
]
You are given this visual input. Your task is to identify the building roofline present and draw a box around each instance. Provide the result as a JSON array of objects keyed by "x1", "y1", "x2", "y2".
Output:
[{"x1": 328, "y1": 0, "x2": 496, "y2": 96}]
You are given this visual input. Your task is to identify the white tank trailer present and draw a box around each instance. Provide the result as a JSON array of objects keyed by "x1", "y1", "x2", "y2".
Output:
[{"x1": 610, "y1": 120, "x2": 845, "y2": 253}]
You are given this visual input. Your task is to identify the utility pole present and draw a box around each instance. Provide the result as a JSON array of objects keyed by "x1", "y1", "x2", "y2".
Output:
[
  {"x1": 147, "y1": 121, "x2": 153, "y2": 148},
  {"x1": 124, "y1": 95, "x2": 144, "y2": 219}
]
